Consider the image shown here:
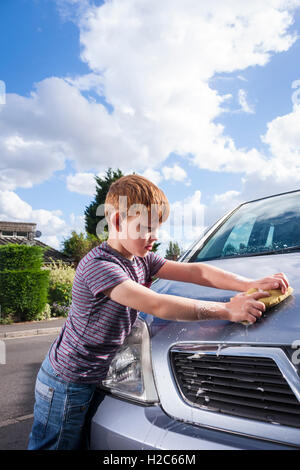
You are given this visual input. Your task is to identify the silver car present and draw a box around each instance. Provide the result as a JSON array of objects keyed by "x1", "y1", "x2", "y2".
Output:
[{"x1": 91, "y1": 189, "x2": 300, "y2": 450}]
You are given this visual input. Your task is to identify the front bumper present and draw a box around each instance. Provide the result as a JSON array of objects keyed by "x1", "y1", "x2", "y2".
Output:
[{"x1": 90, "y1": 393, "x2": 293, "y2": 450}]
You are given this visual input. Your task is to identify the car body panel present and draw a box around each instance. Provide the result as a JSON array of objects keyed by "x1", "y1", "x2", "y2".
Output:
[
  {"x1": 90, "y1": 395, "x2": 293, "y2": 450},
  {"x1": 147, "y1": 252, "x2": 300, "y2": 345}
]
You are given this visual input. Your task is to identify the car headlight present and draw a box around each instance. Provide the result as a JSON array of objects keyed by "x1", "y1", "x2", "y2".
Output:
[{"x1": 101, "y1": 317, "x2": 159, "y2": 404}]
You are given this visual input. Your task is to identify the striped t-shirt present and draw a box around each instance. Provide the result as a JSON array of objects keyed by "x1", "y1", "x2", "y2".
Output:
[{"x1": 48, "y1": 241, "x2": 167, "y2": 384}]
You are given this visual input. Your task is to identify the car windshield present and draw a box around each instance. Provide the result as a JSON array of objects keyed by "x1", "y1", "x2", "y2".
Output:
[{"x1": 192, "y1": 191, "x2": 300, "y2": 262}]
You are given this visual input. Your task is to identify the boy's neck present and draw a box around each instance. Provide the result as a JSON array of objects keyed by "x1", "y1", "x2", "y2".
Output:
[{"x1": 106, "y1": 239, "x2": 135, "y2": 261}]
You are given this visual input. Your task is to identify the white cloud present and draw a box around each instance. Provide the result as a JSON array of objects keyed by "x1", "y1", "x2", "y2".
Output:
[
  {"x1": 0, "y1": 191, "x2": 33, "y2": 220},
  {"x1": 162, "y1": 164, "x2": 187, "y2": 182},
  {"x1": 140, "y1": 168, "x2": 162, "y2": 186},
  {"x1": 41, "y1": 236, "x2": 61, "y2": 250},
  {"x1": 67, "y1": 172, "x2": 98, "y2": 195},
  {"x1": 207, "y1": 92, "x2": 300, "y2": 217},
  {"x1": 76, "y1": 0, "x2": 299, "y2": 176},
  {"x1": 69, "y1": 213, "x2": 86, "y2": 233},
  {"x1": 65, "y1": 72, "x2": 105, "y2": 97},
  {"x1": 238, "y1": 89, "x2": 255, "y2": 114},
  {"x1": 262, "y1": 103, "x2": 300, "y2": 173},
  {"x1": 0, "y1": 77, "x2": 157, "y2": 191},
  {"x1": 1, "y1": 0, "x2": 299, "y2": 196},
  {"x1": 213, "y1": 190, "x2": 242, "y2": 212},
  {"x1": 0, "y1": 131, "x2": 66, "y2": 191},
  {"x1": 55, "y1": 0, "x2": 91, "y2": 21},
  {"x1": 207, "y1": 161, "x2": 300, "y2": 230},
  {"x1": 1, "y1": 0, "x2": 300, "y2": 249},
  {"x1": 142, "y1": 164, "x2": 191, "y2": 186}
]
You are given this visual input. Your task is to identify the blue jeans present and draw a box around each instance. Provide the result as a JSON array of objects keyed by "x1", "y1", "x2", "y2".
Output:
[{"x1": 27, "y1": 352, "x2": 105, "y2": 450}]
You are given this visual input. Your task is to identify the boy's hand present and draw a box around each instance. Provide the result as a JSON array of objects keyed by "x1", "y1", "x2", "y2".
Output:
[
  {"x1": 225, "y1": 291, "x2": 271, "y2": 324},
  {"x1": 246, "y1": 272, "x2": 290, "y2": 295}
]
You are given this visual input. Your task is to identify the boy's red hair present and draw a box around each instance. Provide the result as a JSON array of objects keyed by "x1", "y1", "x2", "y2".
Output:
[{"x1": 105, "y1": 174, "x2": 170, "y2": 225}]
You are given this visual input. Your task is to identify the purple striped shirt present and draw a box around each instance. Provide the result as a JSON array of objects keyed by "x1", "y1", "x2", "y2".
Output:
[{"x1": 49, "y1": 241, "x2": 167, "y2": 383}]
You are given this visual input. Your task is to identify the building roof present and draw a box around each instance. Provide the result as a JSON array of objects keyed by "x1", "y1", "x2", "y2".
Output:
[{"x1": 0, "y1": 221, "x2": 37, "y2": 230}]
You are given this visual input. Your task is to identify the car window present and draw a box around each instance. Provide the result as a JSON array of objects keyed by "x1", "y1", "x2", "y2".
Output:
[{"x1": 192, "y1": 191, "x2": 300, "y2": 262}]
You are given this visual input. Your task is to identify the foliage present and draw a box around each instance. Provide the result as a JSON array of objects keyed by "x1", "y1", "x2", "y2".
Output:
[
  {"x1": 62, "y1": 231, "x2": 101, "y2": 266},
  {"x1": 0, "y1": 244, "x2": 45, "y2": 271},
  {"x1": 165, "y1": 241, "x2": 182, "y2": 259},
  {"x1": 0, "y1": 312, "x2": 14, "y2": 325},
  {"x1": 51, "y1": 302, "x2": 70, "y2": 318},
  {"x1": 151, "y1": 242, "x2": 161, "y2": 253},
  {"x1": 47, "y1": 260, "x2": 75, "y2": 317},
  {"x1": 0, "y1": 269, "x2": 50, "y2": 322},
  {"x1": 0, "y1": 245, "x2": 49, "y2": 322},
  {"x1": 34, "y1": 303, "x2": 52, "y2": 321},
  {"x1": 84, "y1": 167, "x2": 124, "y2": 237}
]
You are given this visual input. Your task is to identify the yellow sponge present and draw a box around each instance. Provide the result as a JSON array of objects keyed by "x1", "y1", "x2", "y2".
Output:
[
  {"x1": 246, "y1": 286, "x2": 294, "y2": 308},
  {"x1": 239, "y1": 286, "x2": 294, "y2": 325}
]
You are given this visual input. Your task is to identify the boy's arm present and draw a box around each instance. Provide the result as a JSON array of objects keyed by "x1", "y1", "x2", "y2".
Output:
[
  {"x1": 103, "y1": 279, "x2": 269, "y2": 324},
  {"x1": 155, "y1": 260, "x2": 289, "y2": 294}
]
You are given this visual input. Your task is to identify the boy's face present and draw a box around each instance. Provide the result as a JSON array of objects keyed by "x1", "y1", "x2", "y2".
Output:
[{"x1": 110, "y1": 209, "x2": 162, "y2": 258}]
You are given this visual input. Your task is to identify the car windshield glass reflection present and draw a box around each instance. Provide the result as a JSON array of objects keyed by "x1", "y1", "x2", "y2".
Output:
[{"x1": 193, "y1": 191, "x2": 300, "y2": 262}]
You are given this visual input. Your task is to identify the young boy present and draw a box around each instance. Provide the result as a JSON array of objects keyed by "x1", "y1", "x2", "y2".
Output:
[{"x1": 27, "y1": 174, "x2": 289, "y2": 450}]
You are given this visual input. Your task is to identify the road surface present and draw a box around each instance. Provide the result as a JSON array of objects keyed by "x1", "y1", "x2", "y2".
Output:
[{"x1": 0, "y1": 333, "x2": 58, "y2": 450}]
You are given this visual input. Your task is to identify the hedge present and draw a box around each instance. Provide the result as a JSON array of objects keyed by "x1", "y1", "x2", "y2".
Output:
[
  {"x1": 0, "y1": 269, "x2": 50, "y2": 321},
  {"x1": 0, "y1": 244, "x2": 45, "y2": 271},
  {"x1": 0, "y1": 244, "x2": 49, "y2": 322}
]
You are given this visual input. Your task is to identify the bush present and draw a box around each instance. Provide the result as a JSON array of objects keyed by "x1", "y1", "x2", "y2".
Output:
[
  {"x1": 0, "y1": 244, "x2": 45, "y2": 271},
  {"x1": 51, "y1": 303, "x2": 70, "y2": 318},
  {"x1": 0, "y1": 268, "x2": 50, "y2": 322},
  {"x1": 34, "y1": 303, "x2": 52, "y2": 322},
  {"x1": 0, "y1": 244, "x2": 50, "y2": 322},
  {"x1": 47, "y1": 260, "x2": 75, "y2": 317},
  {"x1": 0, "y1": 312, "x2": 14, "y2": 325}
]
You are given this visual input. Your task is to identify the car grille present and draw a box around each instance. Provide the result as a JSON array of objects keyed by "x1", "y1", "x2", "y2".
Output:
[{"x1": 171, "y1": 352, "x2": 300, "y2": 428}]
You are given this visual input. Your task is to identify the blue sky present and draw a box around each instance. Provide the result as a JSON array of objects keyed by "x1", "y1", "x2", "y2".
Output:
[{"x1": 1, "y1": 0, "x2": 300, "y2": 255}]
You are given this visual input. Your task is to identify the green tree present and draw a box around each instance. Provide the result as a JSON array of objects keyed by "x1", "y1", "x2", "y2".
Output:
[
  {"x1": 84, "y1": 167, "x2": 124, "y2": 237},
  {"x1": 165, "y1": 241, "x2": 182, "y2": 260},
  {"x1": 62, "y1": 231, "x2": 100, "y2": 267},
  {"x1": 152, "y1": 242, "x2": 161, "y2": 253}
]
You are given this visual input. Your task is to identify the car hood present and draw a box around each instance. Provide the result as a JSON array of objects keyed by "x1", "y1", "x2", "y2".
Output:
[{"x1": 144, "y1": 252, "x2": 300, "y2": 346}]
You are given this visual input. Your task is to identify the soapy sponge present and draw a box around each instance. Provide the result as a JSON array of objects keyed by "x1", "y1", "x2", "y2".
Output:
[
  {"x1": 246, "y1": 286, "x2": 294, "y2": 307},
  {"x1": 240, "y1": 286, "x2": 294, "y2": 325}
]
